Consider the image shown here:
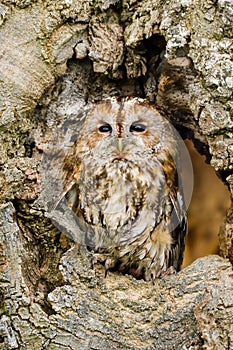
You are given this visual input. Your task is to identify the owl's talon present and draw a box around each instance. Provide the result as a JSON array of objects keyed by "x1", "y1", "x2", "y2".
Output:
[
  {"x1": 104, "y1": 260, "x2": 110, "y2": 277},
  {"x1": 91, "y1": 253, "x2": 100, "y2": 270},
  {"x1": 161, "y1": 266, "x2": 177, "y2": 278},
  {"x1": 91, "y1": 256, "x2": 96, "y2": 270},
  {"x1": 104, "y1": 267, "x2": 109, "y2": 278},
  {"x1": 104, "y1": 258, "x2": 117, "y2": 277}
]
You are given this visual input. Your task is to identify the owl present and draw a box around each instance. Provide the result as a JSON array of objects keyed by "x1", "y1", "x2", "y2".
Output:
[{"x1": 61, "y1": 97, "x2": 187, "y2": 282}]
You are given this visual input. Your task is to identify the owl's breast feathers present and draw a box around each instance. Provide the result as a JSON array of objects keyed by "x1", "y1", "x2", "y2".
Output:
[{"x1": 74, "y1": 155, "x2": 186, "y2": 280}]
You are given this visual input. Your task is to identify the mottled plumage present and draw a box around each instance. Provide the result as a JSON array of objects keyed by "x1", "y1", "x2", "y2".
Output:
[{"x1": 62, "y1": 98, "x2": 187, "y2": 281}]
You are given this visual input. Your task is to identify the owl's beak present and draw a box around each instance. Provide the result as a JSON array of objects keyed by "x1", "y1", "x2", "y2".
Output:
[{"x1": 117, "y1": 138, "x2": 123, "y2": 152}]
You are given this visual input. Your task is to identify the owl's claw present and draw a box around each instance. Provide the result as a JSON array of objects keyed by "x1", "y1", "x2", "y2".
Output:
[
  {"x1": 161, "y1": 266, "x2": 177, "y2": 278},
  {"x1": 91, "y1": 256, "x2": 97, "y2": 270},
  {"x1": 104, "y1": 258, "x2": 115, "y2": 277},
  {"x1": 91, "y1": 254, "x2": 113, "y2": 278},
  {"x1": 91, "y1": 253, "x2": 103, "y2": 270},
  {"x1": 104, "y1": 263, "x2": 109, "y2": 278},
  {"x1": 150, "y1": 273, "x2": 155, "y2": 285}
]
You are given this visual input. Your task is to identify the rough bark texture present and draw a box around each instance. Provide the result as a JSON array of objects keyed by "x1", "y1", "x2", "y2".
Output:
[{"x1": 0, "y1": 0, "x2": 232, "y2": 349}]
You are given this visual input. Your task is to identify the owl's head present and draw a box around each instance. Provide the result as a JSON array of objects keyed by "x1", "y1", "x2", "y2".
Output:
[{"x1": 75, "y1": 97, "x2": 178, "y2": 165}]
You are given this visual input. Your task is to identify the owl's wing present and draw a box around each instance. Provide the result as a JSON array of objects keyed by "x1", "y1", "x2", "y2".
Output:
[
  {"x1": 52, "y1": 139, "x2": 84, "y2": 210},
  {"x1": 51, "y1": 176, "x2": 76, "y2": 210},
  {"x1": 168, "y1": 190, "x2": 187, "y2": 272},
  {"x1": 157, "y1": 149, "x2": 187, "y2": 272}
]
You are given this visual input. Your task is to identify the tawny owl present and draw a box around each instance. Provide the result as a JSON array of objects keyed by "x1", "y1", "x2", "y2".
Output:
[{"x1": 61, "y1": 97, "x2": 187, "y2": 281}]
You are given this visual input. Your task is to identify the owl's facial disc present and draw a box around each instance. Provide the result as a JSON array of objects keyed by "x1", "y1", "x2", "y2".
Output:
[{"x1": 95, "y1": 119, "x2": 149, "y2": 162}]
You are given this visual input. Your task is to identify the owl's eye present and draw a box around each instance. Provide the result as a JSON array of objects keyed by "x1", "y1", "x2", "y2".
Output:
[
  {"x1": 130, "y1": 123, "x2": 146, "y2": 133},
  {"x1": 98, "y1": 124, "x2": 112, "y2": 133}
]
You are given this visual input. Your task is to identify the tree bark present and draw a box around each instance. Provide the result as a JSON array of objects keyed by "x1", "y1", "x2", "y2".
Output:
[{"x1": 0, "y1": 1, "x2": 232, "y2": 349}]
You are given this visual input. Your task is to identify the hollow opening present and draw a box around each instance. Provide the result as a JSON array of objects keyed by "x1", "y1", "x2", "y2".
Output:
[
  {"x1": 31, "y1": 38, "x2": 232, "y2": 279},
  {"x1": 182, "y1": 140, "x2": 231, "y2": 268}
]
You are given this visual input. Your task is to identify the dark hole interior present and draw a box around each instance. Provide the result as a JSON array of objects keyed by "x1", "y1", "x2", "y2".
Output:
[{"x1": 182, "y1": 140, "x2": 231, "y2": 268}]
